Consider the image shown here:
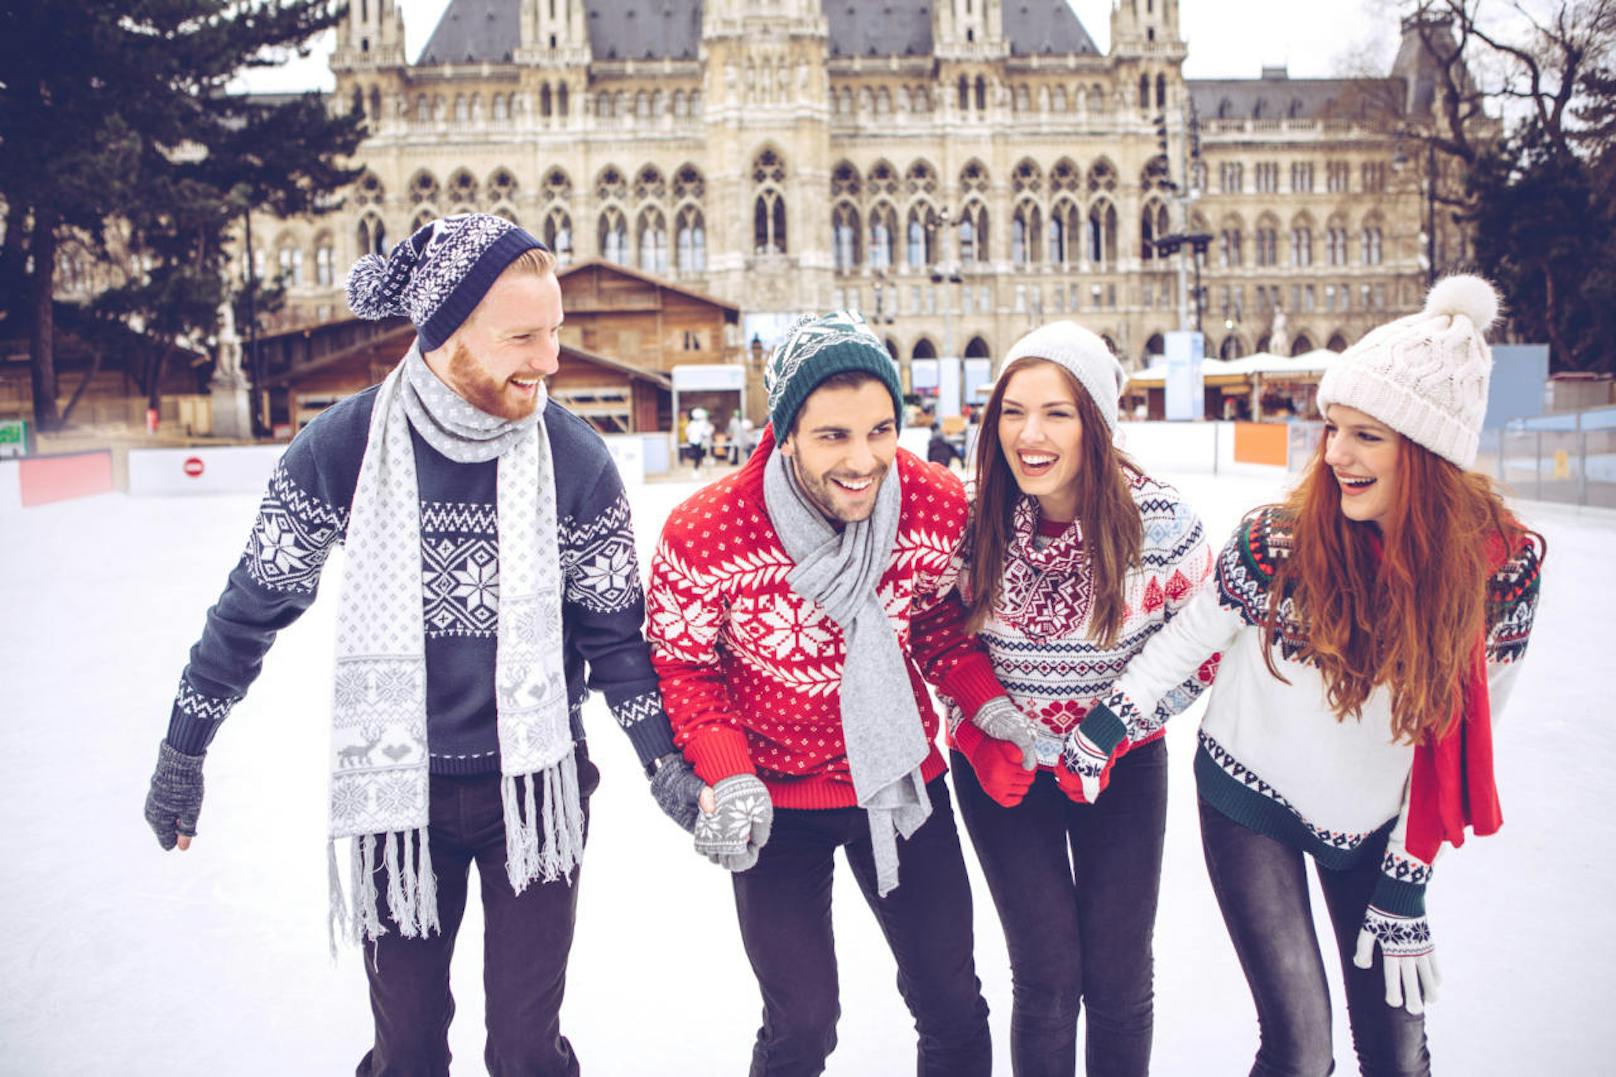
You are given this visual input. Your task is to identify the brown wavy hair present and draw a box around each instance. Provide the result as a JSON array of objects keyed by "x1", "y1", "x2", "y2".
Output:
[
  {"x1": 1266, "y1": 436, "x2": 1532, "y2": 743},
  {"x1": 965, "y1": 358, "x2": 1143, "y2": 644}
]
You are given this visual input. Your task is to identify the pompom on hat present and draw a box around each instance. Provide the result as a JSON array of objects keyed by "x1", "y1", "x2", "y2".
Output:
[
  {"x1": 345, "y1": 213, "x2": 547, "y2": 352},
  {"x1": 1316, "y1": 274, "x2": 1501, "y2": 470},
  {"x1": 999, "y1": 321, "x2": 1127, "y2": 437}
]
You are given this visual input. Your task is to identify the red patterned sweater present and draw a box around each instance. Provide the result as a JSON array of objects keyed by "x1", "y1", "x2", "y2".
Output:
[{"x1": 645, "y1": 429, "x2": 1007, "y2": 809}]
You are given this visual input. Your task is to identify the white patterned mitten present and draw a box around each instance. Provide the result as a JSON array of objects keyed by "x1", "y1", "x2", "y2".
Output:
[
  {"x1": 1353, "y1": 904, "x2": 1441, "y2": 1015},
  {"x1": 970, "y1": 696, "x2": 1039, "y2": 771},
  {"x1": 649, "y1": 753, "x2": 707, "y2": 833},
  {"x1": 693, "y1": 774, "x2": 773, "y2": 872}
]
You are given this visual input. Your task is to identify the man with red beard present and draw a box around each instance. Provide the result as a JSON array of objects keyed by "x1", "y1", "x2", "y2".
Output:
[
  {"x1": 646, "y1": 311, "x2": 1039, "y2": 1076},
  {"x1": 142, "y1": 214, "x2": 704, "y2": 1074}
]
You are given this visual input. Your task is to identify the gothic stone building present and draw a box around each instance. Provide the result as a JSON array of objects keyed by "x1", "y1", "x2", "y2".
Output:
[{"x1": 259, "y1": 0, "x2": 1456, "y2": 391}]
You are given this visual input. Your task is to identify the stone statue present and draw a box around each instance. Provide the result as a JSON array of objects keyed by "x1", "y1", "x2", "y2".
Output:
[
  {"x1": 213, "y1": 297, "x2": 246, "y2": 387},
  {"x1": 1269, "y1": 306, "x2": 1290, "y2": 357}
]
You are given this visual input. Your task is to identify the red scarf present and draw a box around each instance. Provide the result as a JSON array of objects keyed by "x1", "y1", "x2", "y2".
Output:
[{"x1": 1368, "y1": 531, "x2": 1507, "y2": 862}]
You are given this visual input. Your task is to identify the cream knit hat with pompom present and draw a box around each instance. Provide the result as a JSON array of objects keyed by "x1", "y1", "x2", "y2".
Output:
[{"x1": 1315, "y1": 274, "x2": 1501, "y2": 469}]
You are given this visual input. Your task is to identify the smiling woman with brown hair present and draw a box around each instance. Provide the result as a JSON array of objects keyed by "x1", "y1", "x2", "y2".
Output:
[
  {"x1": 948, "y1": 320, "x2": 1217, "y2": 1076},
  {"x1": 1061, "y1": 276, "x2": 1546, "y2": 1076}
]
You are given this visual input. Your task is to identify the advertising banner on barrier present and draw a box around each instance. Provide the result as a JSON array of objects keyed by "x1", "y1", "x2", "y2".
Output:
[
  {"x1": 127, "y1": 445, "x2": 286, "y2": 497},
  {"x1": 1164, "y1": 331, "x2": 1205, "y2": 421},
  {"x1": 0, "y1": 418, "x2": 27, "y2": 459}
]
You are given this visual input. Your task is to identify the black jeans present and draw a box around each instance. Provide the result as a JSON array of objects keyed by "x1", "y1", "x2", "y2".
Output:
[
  {"x1": 952, "y1": 737, "x2": 1168, "y2": 1077},
  {"x1": 732, "y1": 775, "x2": 992, "y2": 1077},
  {"x1": 356, "y1": 749, "x2": 599, "y2": 1077},
  {"x1": 1198, "y1": 798, "x2": 1431, "y2": 1077}
]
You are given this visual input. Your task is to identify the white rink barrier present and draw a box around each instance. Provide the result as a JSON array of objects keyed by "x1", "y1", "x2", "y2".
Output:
[
  {"x1": 600, "y1": 433, "x2": 646, "y2": 487},
  {"x1": 128, "y1": 445, "x2": 286, "y2": 497},
  {"x1": 0, "y1": 458, "x2": 19, "y2": 512}
]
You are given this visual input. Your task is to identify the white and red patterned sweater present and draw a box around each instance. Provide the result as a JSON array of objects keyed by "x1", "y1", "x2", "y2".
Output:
[
  {"x1": 952, "y1": 473, "x2": 1219, "y2": 769},
  {"x1": 645, "y1": 429, "x2": 1006, "y2": 810}
]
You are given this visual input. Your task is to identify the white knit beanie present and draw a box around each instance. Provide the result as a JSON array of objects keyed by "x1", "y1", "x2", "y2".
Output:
[
  {"x1": 1315, "y1": 274, "x2": 1500, "y2": 469},
  {"x1": 1000, "y1": 321, "x2": 1126, "y2": 437}
]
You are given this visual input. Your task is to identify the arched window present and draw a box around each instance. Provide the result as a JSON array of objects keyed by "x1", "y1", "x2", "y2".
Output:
[
  {"x1": 1088, "y1": 200, "x2": 1118, "y2": 265},
  {"x1": 974, "y1": 75, "x2": 987, "y2": 111},
  {"x1": 1291, "y1": 333, "x2": 1314, "y2": 356},
  {"x1": 1048, "y1": 201, "x2": 1080, "y2": 265},
  {"x1": 408, "y1": 170, "x2": 440, "y2": 206},
  {"x1": 599, "y1": 207, "x2": 628, "y2": 263},
  {"x1": 912, "y1": 337, "x2": 937, "y2": 360},
  {"x1": 1012, "y1": 202, "x2": 1042, "y2": 266},
  {"x1": 1255, "y1": 216, "x2": 1280, "y2": 267},
  {"x1": 1140, "y1": 200, "x2": 1170, "y2": 261},
  {"x1": 557, "y1": 83, "x2": 569, "y2": 116},
  {"x1": 540, "y1": 83, "x2": 553, "y2": 117},
  {"x1": 1361, "y1": 222, "x2": 1383, "y2": 265},
  {"x1": 959, "y1": 203, "x2": 988, "y2": 266},
  {"x1": 752, "y1": 149, "x2": 788, "y2": 254},
  {"x1": 1327, "y1": 331, "x2": 1349, "y2": 351},
  {"x1": 906, "y1": 206, "x2": 936, "y2": 268},
  {"x1": 1289, "y1": 220, "x2": 1314, "y2": 267},
  {"x1": 832, "y1": 202, "x2": 860, "y2": 271},
  {"x1": 1156, "y1": 73, "x2": 1167, "y2": 109},
  {"x1": 448, "y1": 168, "x2": 479, "y2": 209},
  {"x1": 536, "y1": 211, "x2": 568, "y2": 265},
  {"x1": 314, "y1": 234, "x2": 334, "y2": 286},
  {"x1": 356, "y1": 214, "x2": 386, "y2": 256},
  {"x1": 965, "y1": 336, "x2": 991, "y2": 359},
  {"x1": 637, "y1": 208, "x2": 669, "y2": 274},
  {"x1": 276, "y1": 241, "x2": 304, "y2": 287},
  {"x1": 676, "y1": 206, "x2": 706, "y2": 272},
  {"x1": 868, "y1": 203, "x2": 896, "y2": 270}
]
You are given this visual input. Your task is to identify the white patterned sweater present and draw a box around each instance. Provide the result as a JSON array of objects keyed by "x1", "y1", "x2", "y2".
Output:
[
  {"x1": 166, "y1": 387, "x2": 677, "y2": 775},
  {"x1": 955, "y1": 473, "x2": 1219, "y2": 768}
]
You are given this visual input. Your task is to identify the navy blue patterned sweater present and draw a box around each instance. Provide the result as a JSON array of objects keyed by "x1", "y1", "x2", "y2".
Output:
[{"x1": 166, "y1": 386, "x2": 677, "y2": 775}]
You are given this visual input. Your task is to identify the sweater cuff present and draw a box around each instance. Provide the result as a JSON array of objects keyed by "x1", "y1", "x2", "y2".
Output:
[
  {"x1": 940, "y1": 653, "x2": 1007, "y2": 717},
  {"x1": 950, "y1": 716, "x2": 987, "y2": 758},
  {"x1": 684, "y1": 726, "x2": 757, "y2": 786},
  {"x1": 1077, "y1": 703, "x2": 1128, "y2": 757},
  {"x1": 1370, "y1": 851, "x2": 1433, "y2": 917}
]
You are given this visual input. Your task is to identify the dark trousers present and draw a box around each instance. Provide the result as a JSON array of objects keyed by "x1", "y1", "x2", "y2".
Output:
[
  {"x1": 952, "y1": 738, "x2": 1168, "y2": 1077},
  {"x1": 1198, "y1": 798, "x2": 1431, "y2": 1077},
  {"x1": 356, "y1": 750, "x2": 599, "y2": 1077},
  {"x1": 732, "y1": 775, "x2": 992, "y2": 1077}
]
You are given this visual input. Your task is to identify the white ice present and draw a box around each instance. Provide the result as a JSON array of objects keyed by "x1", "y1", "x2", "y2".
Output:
[{"x1": 2, "y1": 454, "x2": 1613, "y2": 1075}]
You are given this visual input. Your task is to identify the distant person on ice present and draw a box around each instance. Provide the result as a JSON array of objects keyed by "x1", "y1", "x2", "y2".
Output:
[
  {"x1": 1056, "y1": 276, "x2": 1544, "y2": 1074},
  {"x1": 644, "y1": 310, "x2": 1043, "y2": 1076},
  {"x1": 142, "y1": 214, "x2": 704, "y2": 1075}
]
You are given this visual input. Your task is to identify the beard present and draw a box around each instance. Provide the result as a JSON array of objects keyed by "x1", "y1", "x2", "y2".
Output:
[
  {"x1": 790, "y1": 455, "x2": 888, "y2": 524},
  {"x1": 446, "y1": 340, "x2": 538, "y2": 421}
]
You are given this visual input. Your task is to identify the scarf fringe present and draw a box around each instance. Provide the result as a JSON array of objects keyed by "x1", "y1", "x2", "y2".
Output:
[
  {"x1": 501, "y1": 754, "x2": 584, "y2": 894},
  {"x1": 325, "y1": 828, "x2": 440, "y2": 956}
]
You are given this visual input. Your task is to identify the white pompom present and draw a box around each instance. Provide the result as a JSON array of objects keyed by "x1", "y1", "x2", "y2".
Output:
[{"x1": 1423, "y1": 274, "x2": 1499, "y2": 329}]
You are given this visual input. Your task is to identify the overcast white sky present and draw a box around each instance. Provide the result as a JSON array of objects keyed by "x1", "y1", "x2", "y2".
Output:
[{"x1": 236, "y1": 0, "x2": 1406, "y2": 94}]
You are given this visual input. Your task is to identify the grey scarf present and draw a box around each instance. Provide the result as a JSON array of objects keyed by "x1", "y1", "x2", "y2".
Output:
[
  {"x1": 763, "y1": 450, "x2": 931, "y2": 896},
  {"x1": 327, "y1": 343, "x2": 580, "y2": 953}
]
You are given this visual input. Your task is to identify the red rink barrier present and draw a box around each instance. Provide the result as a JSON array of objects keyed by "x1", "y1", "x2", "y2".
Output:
[{"x1": 18, "y1": 450, "x2": 115, "y2": 507}]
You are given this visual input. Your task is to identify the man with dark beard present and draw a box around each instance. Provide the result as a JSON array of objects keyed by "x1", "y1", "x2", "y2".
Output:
[
  {"x1": 142, "y1": 214, "x2": 704, "y2": 1074},
  {"x1": 645, "y1": 311, "x2": 1040, "y2": 1077}
]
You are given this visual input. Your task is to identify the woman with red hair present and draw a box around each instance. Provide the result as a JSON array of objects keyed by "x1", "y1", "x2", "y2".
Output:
[{"x1": 1062, "y1": 275, "x2": 1544, "y2": 1075}]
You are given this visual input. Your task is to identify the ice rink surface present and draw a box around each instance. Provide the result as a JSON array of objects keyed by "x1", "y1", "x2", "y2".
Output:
[{"x1": 3, "y1": 452, "x2": 1613, "y2": 1075}]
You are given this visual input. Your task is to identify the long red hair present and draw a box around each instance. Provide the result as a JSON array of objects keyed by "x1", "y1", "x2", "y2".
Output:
[
  {"x1": 965, "y1": 358, "x2": 1143, "y2": 644},
  {"x1": 1267, "y1": 436, "x2": 1532, "y2": 742}
]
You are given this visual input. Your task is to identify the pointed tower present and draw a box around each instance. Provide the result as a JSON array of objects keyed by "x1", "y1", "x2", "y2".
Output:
[
  {"x1": 516, "y1": 0, "x2": 591, "y2": 67},
  {"x1": 934, "y1": 0, "x2": 1008, "y2": 59},
  {"x1": 331, "y1": 0, "x2": 406, "y2": 71},
  {"x1": 1110, "y1": 0, "x2": 1187, "y2": 118}
]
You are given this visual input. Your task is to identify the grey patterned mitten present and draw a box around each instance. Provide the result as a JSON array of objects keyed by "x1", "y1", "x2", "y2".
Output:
[
  {"x1": 971, "y1": 696, "x2": 1039, "y2": 771},
  {"x1": 144, "y1": 741, "x2": 206, "y2": 850},
  {"x1": 693, "y1": 773, "x2": 773, "y2": 872},
  {"x1": 649, "y1": 753, "x2": 707, "y2": 833}
]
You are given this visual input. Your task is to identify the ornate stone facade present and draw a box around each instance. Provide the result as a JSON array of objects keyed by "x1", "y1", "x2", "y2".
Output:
[{"x1": 259, "y1": 0, "x2": 1451, "y2": 377}]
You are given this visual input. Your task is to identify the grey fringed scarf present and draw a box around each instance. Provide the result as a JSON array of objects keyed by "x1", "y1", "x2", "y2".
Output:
[
  {"x1": 327, "y1": 344, "x2": 580, "y2": 952},
  {"x1": 763, "y1": 450, "x2": 931, "y2": 896}
]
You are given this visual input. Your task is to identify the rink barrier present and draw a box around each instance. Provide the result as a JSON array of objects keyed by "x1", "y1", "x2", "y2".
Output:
[
  {"x1": 16, "y1": 449, "x2": 116, "y2": 507},
  {"x1": 1233, "y1": 422, "x2": 1290, "y2": 466},
  {"x1": 127, "y1": 445, "x2": 285, "y2": 497},
  {"x1": 0, "y1": 459, "x2": 19, "y2": 513}
]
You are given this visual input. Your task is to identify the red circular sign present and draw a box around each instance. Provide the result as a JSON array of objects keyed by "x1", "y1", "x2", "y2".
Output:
[{"x1": 183, "y1": 456, "x2": 205, "y2": 478}]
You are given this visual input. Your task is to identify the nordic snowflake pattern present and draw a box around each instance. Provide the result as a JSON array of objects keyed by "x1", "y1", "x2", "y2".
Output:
[{"x1": 764, "y1": 309, "x2": 893, "y2": 412}]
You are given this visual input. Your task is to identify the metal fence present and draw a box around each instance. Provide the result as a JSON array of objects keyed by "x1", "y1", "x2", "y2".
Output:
[{"x1": 1478, "y1": 406, "x2": 1616, "y2": 509}]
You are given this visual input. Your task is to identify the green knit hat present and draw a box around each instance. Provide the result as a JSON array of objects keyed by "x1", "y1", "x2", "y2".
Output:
[{"x1": 765, "y1": 310, "x2": 904, "y2": 438}]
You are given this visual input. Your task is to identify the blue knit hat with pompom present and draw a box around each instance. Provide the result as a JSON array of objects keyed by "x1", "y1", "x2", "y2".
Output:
[{"x1": 345, "y1": 213, "x2": 546, "y2": 352}]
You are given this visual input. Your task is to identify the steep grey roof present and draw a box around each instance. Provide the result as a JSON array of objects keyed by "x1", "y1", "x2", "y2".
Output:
[
  {"x1": 585, "y1": 0, "x2": 702, "y2": 62},
  {"x1": 416, "y1": 0, "x2": 1098, "y2": 66},
  {"x1": 824, "y1": 1, "x2": 933, "y2": 59},
  {"x1": 1187, "y1": 77, "x2": 1406, "y2": 121},
  {"x1": 1004, "y1": 0, "x2": 1099, "y2": 57},
  {"x1": 419, "y1": 0, "x2": 520, "y2": 64}
]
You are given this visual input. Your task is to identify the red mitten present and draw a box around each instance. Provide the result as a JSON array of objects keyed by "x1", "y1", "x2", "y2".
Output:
[
  {"x1": 1052, "y1": 736, "x2": 1122, "y2": 805},
  {"x1": 955, "y1": 721, "x2": 1036, "y2": 808}
]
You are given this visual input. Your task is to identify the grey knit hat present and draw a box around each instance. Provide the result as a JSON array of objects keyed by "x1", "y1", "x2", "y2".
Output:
[
  {"x1": 1316, "y1": 274, "x2": 1500, "y2": 469},
  {"x1": 345, "y1": 213, "x2": 547, "y2": 352},
  {"x1": 765, "y1": 310, "x2": 904, "y2": 437},
  {"x1": 1000, "y1": 321, "x2": 1127, "y2": 437}
]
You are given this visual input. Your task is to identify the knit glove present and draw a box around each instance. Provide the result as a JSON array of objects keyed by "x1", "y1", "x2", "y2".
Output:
[
  {"x1": 693, "y1": 774, "x2": 773, "y2": 872},
  {"x1": 144, "y1": 741, "x2": 206, "y2": 851},
  {"x1": 1057, "y1": 701, "x2": 1128, "y2": 804},
  {"x1": 953, "y1": 720, "x2": 1036, "y2": 808},
  {"x1": 649, "y1": 753, "x2": 707, "y2": 833},
  {"x1": 1354, "y1": 905, "x2": 1441, "y2": 1015},
  {"x1": 969, "y1": 696, "x2": 1039, "y2": 772}
]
